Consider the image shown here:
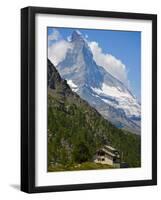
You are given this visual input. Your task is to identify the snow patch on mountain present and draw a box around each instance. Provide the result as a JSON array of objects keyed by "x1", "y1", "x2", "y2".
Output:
[
  {"x1": 67, "y1": 80, "x2": 78, "y2": 92},
  {"x1": 91, "y1": 83, "x2": 140, "y2": 118}
]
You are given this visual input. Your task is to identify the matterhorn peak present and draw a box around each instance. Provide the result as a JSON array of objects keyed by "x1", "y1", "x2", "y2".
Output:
[{"x1": 71, "y1": 30, "x2": 84, "y2": 42}]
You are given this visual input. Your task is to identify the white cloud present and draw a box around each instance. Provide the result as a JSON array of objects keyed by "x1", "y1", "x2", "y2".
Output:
[
  {"x1": 48, "y1": 29, "x2": 60, "y2": 43},
  {"x1": 48, "y1": 40, "x2": 72, "y2": 66},
  {"x1": 85, "y1": 34, "x2": 88, "y2": 39},
  {"x1": 89, "y1": 41, "x2": 129, "y2": 86}
]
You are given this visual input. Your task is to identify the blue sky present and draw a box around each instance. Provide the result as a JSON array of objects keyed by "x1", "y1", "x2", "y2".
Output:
[{"x1": 48, "y1": 27, "x2": 141, "y2": 101}]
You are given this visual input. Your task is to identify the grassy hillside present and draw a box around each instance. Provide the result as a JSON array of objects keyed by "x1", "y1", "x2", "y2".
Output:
[{"x1": 47, "y1": 59, "x2": 141, "y2": 171}]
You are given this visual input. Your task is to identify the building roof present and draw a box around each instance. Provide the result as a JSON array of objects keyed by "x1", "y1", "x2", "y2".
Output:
[
  {"x1": 104, "y1": 145, "x2": 116, "y2": 151},
  {"x1": 96, "y1": 145, "x2": 120, "y2": 158},
  {"x1": 101, "y1": 148, "x2": 116, "y2": 157}
]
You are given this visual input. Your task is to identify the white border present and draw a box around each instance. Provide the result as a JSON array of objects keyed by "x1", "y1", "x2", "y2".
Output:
[{"x1": 35, "y1": 14, "x2": 152, "y2": 186}]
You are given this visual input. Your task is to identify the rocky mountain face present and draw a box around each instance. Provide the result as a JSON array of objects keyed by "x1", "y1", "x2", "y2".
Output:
[
  {"x1": 56, "y1": 31, "x2": 141, "y2": 134},
  {"x1": 47, "y1": 59, "x2": 141, "y2": 170}
]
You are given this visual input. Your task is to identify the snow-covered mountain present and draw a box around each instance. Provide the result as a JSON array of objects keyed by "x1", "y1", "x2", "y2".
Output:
[{"x1": 55, "y1": 30, "x2": 141, "y2": 134}]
